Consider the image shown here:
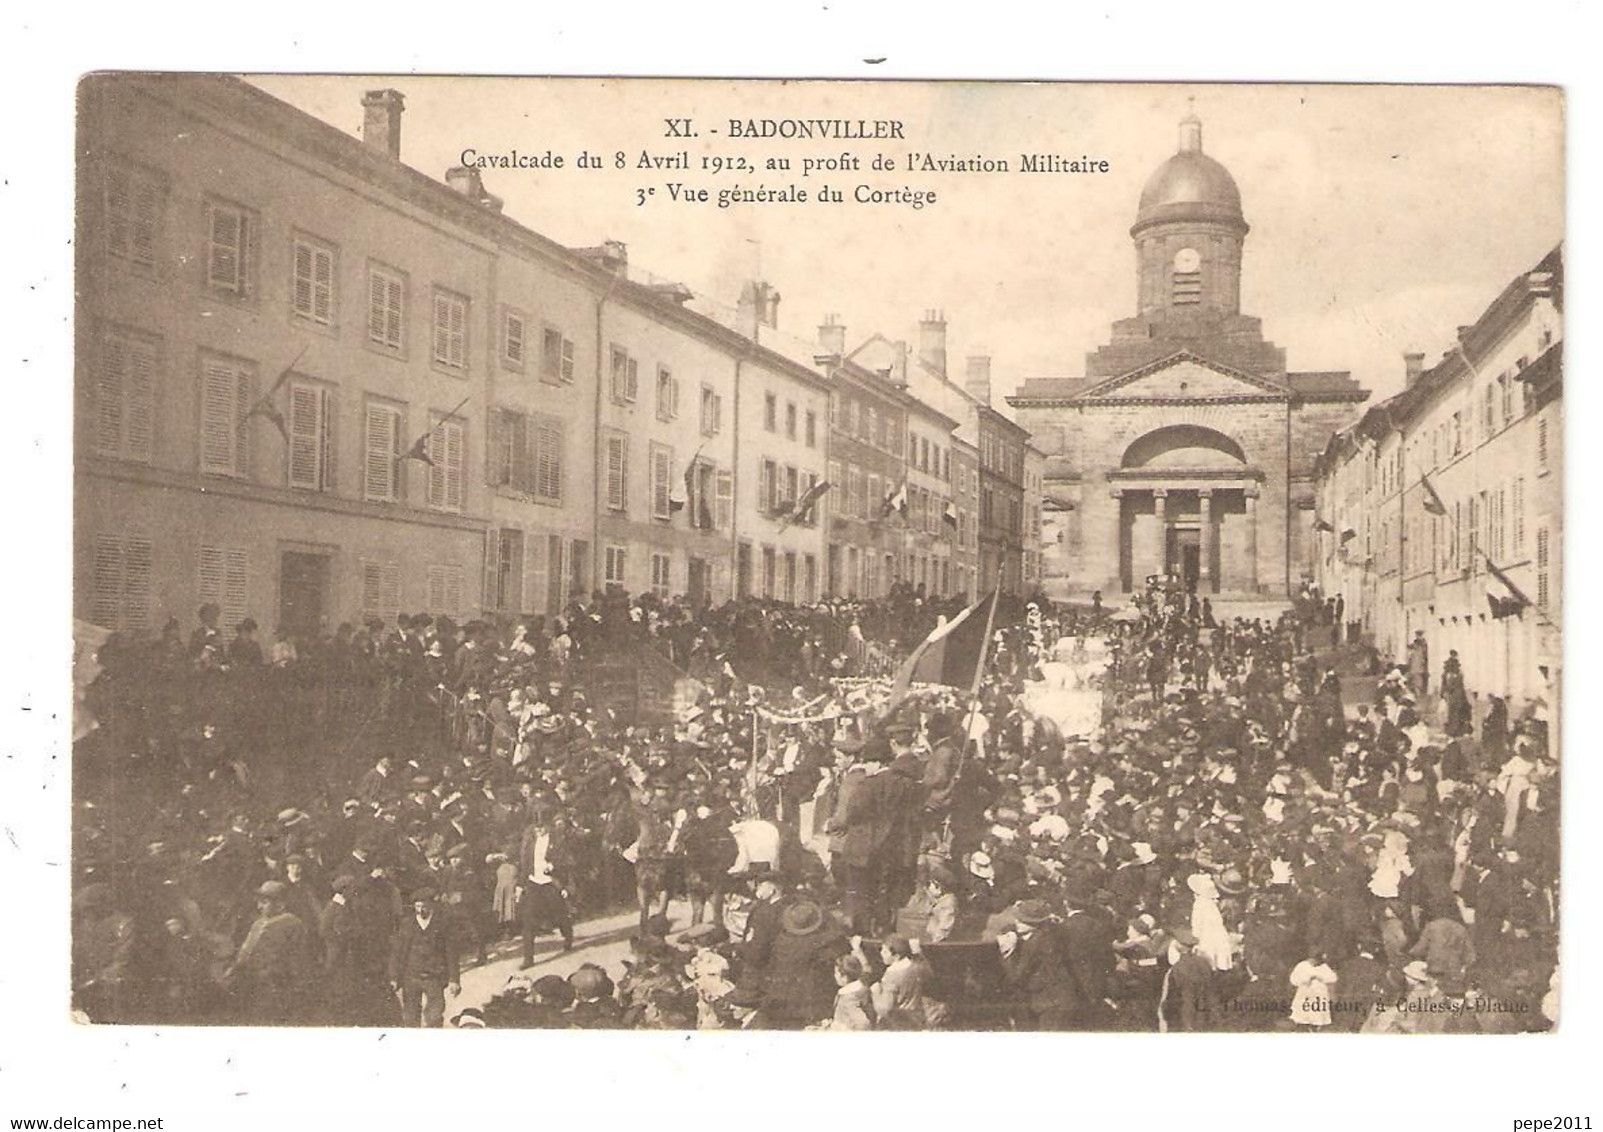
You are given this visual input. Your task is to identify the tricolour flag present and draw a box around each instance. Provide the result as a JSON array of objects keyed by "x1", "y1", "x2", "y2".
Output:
[
  {"x1": 887, "y1": 587, "x2": 1000, "y2": 709},
  {"x1": 943, "y1": 500, "x2": 958, "y2": 528},
  {"x1": 880, "y1": 480, "x2": 908, "y2": 520},
  {"x1": 778, "y1": 479, "x2": 832, "y2": 533},
  {"x1": 1484, "y1": 553, "x2": 1531, "y2": 619},
  {"x1": 1313, "y1": 517, "x2": 1335, "y2": 534}
]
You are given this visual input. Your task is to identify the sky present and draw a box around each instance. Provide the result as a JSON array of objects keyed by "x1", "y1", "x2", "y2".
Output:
[{"x1": 248, "y1": 77, "x2": 1563, "y2": 408}]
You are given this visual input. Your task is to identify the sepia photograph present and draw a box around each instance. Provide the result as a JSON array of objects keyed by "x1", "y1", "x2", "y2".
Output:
[{"x1": 68, "y1": 74, "x2": 1563, "y2": 1038}]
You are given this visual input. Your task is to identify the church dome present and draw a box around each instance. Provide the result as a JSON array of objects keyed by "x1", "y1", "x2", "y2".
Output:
[{"x1": 1132, "y1": 113, "x2": 1246, "y2": 236}]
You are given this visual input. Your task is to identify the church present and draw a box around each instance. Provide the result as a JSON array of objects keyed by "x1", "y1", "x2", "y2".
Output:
[{"x1": 1008, "y1": 111, "x2": 1369, "y2": 601}]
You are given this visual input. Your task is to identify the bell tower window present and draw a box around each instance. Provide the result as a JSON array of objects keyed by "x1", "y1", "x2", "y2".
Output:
[{"x1": 1172, "y1": 246, "x2": 1202, "y2": 305}]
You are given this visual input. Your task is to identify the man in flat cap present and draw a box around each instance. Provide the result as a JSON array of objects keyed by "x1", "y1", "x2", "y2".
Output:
[
  {"x1": 389, "y1": 886, "x2": 460, "y2": 1027},
  {"x1": 225, "y1": 880, "x2": 312, "y2": 1025}
]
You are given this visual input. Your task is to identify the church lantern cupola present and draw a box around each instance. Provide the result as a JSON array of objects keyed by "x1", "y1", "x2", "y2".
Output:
[{"x1": 1131, "y1": 108, "x2": 1249, "y2": 321}]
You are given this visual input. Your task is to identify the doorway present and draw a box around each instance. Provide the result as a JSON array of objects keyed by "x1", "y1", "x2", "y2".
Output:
[
  {"x1": 278, "y1": 551, "x2": 329, "y2": 643},
  {"x1": 1167, "y1": 527, "x2": 1201, "y2": 593}
]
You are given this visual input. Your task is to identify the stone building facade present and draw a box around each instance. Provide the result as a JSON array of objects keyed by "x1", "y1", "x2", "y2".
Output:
[{"x1": 1009, "y1": 112, "x2": 1368, "y2": 600}]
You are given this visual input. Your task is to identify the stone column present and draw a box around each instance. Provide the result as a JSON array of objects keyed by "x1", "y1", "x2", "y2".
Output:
[
  {"x1": 1152, "y1": 489, "x2": 1168, "y2": 581},
  {"x1": 1108, "y1": 488, "x2": 1126, "y2": 593},
  {"x1": 1198, "y1": 489, "x2": 1213, "y2": 592},
  {"x1": 1243, "y1": 487, "x2": 1259, "y2": 594}
]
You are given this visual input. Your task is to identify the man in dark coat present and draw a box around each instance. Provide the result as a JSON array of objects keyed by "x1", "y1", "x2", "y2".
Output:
[
  {"x1": 826, "y1": 736, "x2": 901, "y2": 935},
  {"x1": 1059, "y1": 887, "x2": 1118, "y2": 1029},
  {"x1": 755, "y1": 898, "x2": 849, "y2": 1029},
  {"x1": 225, "y1": 881, "x2": 312, "y2": 1025},
  {"x1": 388, "y1": 887, "x2": 460, "y2": 1027},
  {"x1": 1000, "y1": 899, "x2": 1078, "y2": 1030}
]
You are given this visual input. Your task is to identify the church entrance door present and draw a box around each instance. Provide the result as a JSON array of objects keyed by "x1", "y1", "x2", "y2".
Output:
[{"x1": 1167, "y1": 527, "x2": 1201, "y2": 592}]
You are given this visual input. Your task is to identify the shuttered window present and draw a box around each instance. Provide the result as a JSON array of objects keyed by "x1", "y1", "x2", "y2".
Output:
[
  {"x1": 90, "y1": 534, "x2": 153, "y2": 632},
  {"x1": 287, "y1": 382, "x2": 336, "y2": 492},
  {"x1": 425, "y1": 416, "x2": 466, "y2": 512},
  {"x1": 701, "y1": 385, "x2": 722, "y2": 435},
  {"x1": 650, "y1": 443, "x2": 673, "y2": 520},
  {"x1": 199, "y1": 356, "x2": 253, "y2": 478},
  {"x1": 503, "y1": 309, "x2": 526, "y2": 369},
  {"x1": 610, "y1": 347, "x2": 639, "y2": 404},
  {"x1": 604, "y1": 546, "x2": 627, "y2": 586},
  {"x1": 367, "y1": 267, "x2": 405, "y2": 350},
  {"x1": 105, "y1": 162, "x2": 161, "y2": 267},
  {"x1": 426, "y1": 564, "x2": 465, "y2": 619},
  {"x1": 432, "y1": 290, "x2": 468, "y2": 369},
  {"x1": 1536, "y1": 527, "x2": 1550, "y2": 609},
  {"x1": 716, "y1": 469, "x2": 734, "y2": 531},
  {"x1": 656, "y1": 367, "x2": 678, "y2": 421},
  {"x1": 94, "y1": 327, "x2": 156, "y2": 462},
  {"x1": 605, "y1": 433, "x2": 628, "y2": 512},
  {"x1": 364, "y1": 402, "x2": 404, "y2": 502},
  {"x1": 541, "y1": 328, "x2": 574, "y2": 383},
  {"x1": 205, "y1": 201, "x2": 251, "y2": 295},
  {"x1": 1513, "y1": 477, "x2": 1526, "y2": 556},
  {"x1": 197, "y1": 546, "x2": 249, "y2": 637},
  {"x1": 494, "y1": 410, "x2": 530, "y2": 490},
  {"x1": 291, "y1": 236, "x2": 335, "y2": 325},
  {"x1": 360, "y1": 558, "x2": 402, "y2": 625},
  {"x1": 532, "y1": 414, "x2": 564, "y2": 504},
  {"x1": 650, "y1": 552, "x2": 672, "y2": 598}
]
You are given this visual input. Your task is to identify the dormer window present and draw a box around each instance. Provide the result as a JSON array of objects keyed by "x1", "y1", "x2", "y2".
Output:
[{"x1": 1172, "y1": 247, "x2": 1202, "y2": 305}]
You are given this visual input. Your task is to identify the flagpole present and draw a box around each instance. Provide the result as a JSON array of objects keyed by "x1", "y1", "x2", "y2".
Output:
[{"x1": 943, "y1": 569, "x2": 1003, "y2": 851}]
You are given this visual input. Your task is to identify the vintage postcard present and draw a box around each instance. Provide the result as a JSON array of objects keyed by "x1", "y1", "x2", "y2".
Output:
[{"x1": 72, "y1": 76, "x2": 1562, "y2": 1033}]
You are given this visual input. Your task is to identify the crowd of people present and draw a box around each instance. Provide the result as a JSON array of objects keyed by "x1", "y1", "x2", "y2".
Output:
[{"x1": 72, "y1": 576, "x2": 1559, "y2": 1033}]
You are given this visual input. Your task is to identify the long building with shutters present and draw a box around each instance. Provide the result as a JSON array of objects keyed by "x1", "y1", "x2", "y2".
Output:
[
  {"x1": 1312, "y1": 245, "x2": 1562, "y2": 739},
  {"x1": 77, "y1": 75, "x2": 499, "y2": 643}
]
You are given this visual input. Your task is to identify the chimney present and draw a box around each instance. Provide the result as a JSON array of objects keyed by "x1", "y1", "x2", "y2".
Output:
[
  {"x1": 965, "y1": 354, "x2": 993, "y2": 406},
  {"x1": 1403, "y1": 351, "x2": 1425, "y2": 389},
  {"x1": 444, "y1": 165, "x2": 476, "y2": 193},
  {"x1": 361, "y1": 89, "x2": 405, "y2": 160},
  {"x1": 575, "y1": 240, "x2": 629, "y2": 277},
  {"x1": 818, "y1": 313, "x2": 846, "y2": 356},
  {"x1": 918, "y1": 309, "x2": 948, "y2": 377},
  {"x1": 891, "y1": 341, "x2": 909, "y2": 387},
  {"x1": 736, "y1": 281, "x2": 780, "y2": 339}
]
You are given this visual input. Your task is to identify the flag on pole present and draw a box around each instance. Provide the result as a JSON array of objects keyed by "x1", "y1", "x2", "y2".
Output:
[
  {"x1": 778, "y1": 479, "x2": 832, "y2": 533},
  {"x1": 400, "y1": 431, "x2": 435, "y2": 466},
  {"x1": 1484, "y1": 553, "x2": 1532, "y2": 618},
  {"x1": 943, "y1": 500, "x2": 958, "y2": 528},
  {"x1": 880, "y1": 480, "x2": 908, "y2": 520},
  {"x1": 673, "y1": 444, "x2": 705, "y2": 518},
  {"x1": 1420, "y1": 474, "x2": 1448, "y2": 517},
  {"x1": 887, "y1": 587, "x2": 999, "y2": 709},
  {"x1": 1313, "y1": 517, "x2": 1335, "y2": 533},
  {"x1": 242, "y1": 344, "x2": 307, "y2": 444}
]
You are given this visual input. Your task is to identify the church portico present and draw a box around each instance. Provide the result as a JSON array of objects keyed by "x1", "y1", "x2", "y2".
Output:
[
  {"x1": 1110, "y1": 477, "x2": 1261, "y2": 595},
  {"x1": 1009, "y1": 109, "x2": 1369, "y2": 599}
]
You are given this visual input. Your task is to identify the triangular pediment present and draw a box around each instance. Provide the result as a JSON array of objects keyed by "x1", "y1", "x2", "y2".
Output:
[{"x1": 1077, "y1": 350, "x2": 1288, "y2": 401}]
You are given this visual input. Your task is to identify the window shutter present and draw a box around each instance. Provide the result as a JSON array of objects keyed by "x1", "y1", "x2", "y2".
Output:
[
  {"x1": 293, "y1": 242, "x2": 314, "y2": 317},
  {"x1": 651, "y1": 447, "x2": 670, "y2": 518},
  {"x1": 450, "y1": 299, "x2": 465, "y2": 366},
  {"x1": 200, "y1": 360, "x2": 236, "y2": 473},
  {"x1": 607, "y1": 435, "x2": 627, "y2": 511},
  {"x1": 534, "y1": 414, "x2": 563, "y2": 502},
  {"x1": 91, "y1": 536, "x2": 125, "y2": 629},
  {"x1": 524, "y1": 533, "x2": 548, "y2": 616},
  {"x1": 235, "y1": 369, "x2": 254, "y2": 479},
  {"x1": 627, "y1": 357, "x2": 639, "y2": 402},
  {"x1": 122, "y1": 537, "x2": 152, "y2": 630},
  {"x1": 483, "y1": 529, "x2": 499, "y2": 613},
  {"x1": 368, "y1": 271, "x2": 387, "y2": 342},
  {"x1": 551, "y1": 536, "x2": 568, "y2": 611},
  {"x1": 510, "y1": 414, "x2": 531, "y2": 491},
  {"x1": 758, "y1": 460, "x2": 772, "y2": 515},
  {"x1": 322, "y1": 388, "x2": 338, "y2": 492},
  {"x1": 106, "y1": 167, "x2": 131, "y2": 259},
  {"x1": 208, "y1": 206, "x2": 243, "y2": 292},
  {"x1": 433, "y1": 294, "x2": 451, "y2": 364},
  {"x1": 447, "y1": 420, "x2": 465, "y2": 510},
  {"x1": 716, "y1": 469, "x2": 733, "y2": 530},
  {"x1": 364, "y1": 404, "x2": 399, "y2": 501},
  {"x1": 125, "y1": 336, "x2": 154, "y2": 462},
  {"x1": 288, "y1": 383, "x2": 323, "y2": 489},
  {"x1": 95, "y1": 333, "x2": 125, "y2": 457}
]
